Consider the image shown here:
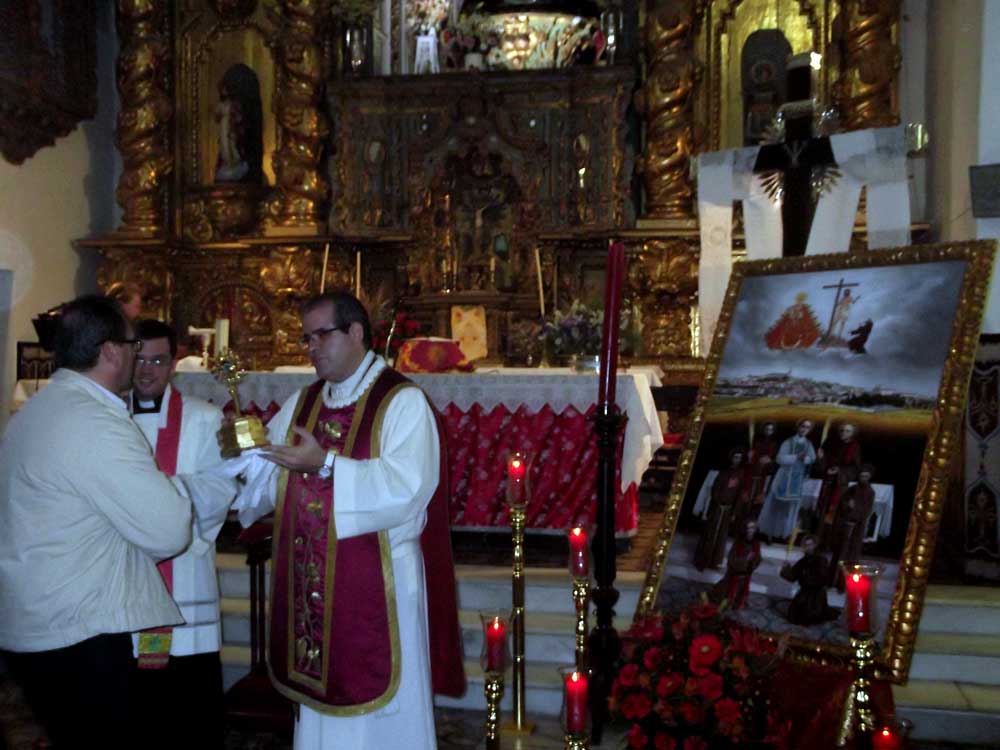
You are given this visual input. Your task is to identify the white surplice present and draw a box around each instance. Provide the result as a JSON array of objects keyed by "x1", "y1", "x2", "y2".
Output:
[
  {"x1": 235, "y1": 352, "x2": 441, "y2": 750},
  {"x1": 132, "y1": 385, "x2": 237, "y2": 656}
]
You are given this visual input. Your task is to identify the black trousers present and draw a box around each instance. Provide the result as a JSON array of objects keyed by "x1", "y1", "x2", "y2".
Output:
[
  {"x1": 131, "y1": 650, "x2": 225, "y2": 750},
  {"x1": 4, "y1": 632, "x2": 135, "y2": 750}
]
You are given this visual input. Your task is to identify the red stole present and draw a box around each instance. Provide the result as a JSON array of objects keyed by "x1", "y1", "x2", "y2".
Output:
[
  {"x1": 137, "y1": 388, "x2": 183, "y2": 669},
  {"x1": 268, "y1": 368, "x2": 465, "y2": 715}
]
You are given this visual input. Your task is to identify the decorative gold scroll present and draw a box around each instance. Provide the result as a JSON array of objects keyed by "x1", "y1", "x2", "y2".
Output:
[{"x1": 836, "y1": 0, "x2": 902, "y2": 130}]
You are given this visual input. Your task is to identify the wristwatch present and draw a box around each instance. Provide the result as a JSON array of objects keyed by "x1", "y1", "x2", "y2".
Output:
[{"x1": 317, "y1": 449, "x2": 336, "y2": 479}]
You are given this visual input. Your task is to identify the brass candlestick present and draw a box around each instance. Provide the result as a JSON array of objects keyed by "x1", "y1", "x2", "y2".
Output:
[
  {"x1": 484, "y1": 672, "x2": 504, "y2": 750},
  {"x1": 836, "y1": 633, "x2": 878, "y2": 747},
  {"x1": 572, "y1": 578, "x2": 589, "y2": 671},
  {"x1": 505, "y1": 451, "x2": 535, "y2": 735},
  {"x1": 564, "y1": 732, "x2": 589, "y2": 750}
]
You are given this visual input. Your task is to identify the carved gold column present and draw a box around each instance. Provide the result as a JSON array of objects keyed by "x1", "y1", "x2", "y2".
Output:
[
  {"x1": 632, "y1": 239, "x2": 699, "y2": 358},
  {"x1": 637, "y1": 0, "x2": 695, "y2": 220},
  {"x1": 262, "y1": 0, "x2": 330, "y2": 235},
  {"x1": 837, "y1": 0, "x2": 902, "y2": 130},
  {"x1": 114, "y1": 0, "x2": 172, "y2": 236}
]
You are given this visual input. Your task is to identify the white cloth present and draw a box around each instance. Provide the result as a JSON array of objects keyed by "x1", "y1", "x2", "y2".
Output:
[
  {"x1": 806, "y1": 125, "x2": 911, "y2": 255},
  {"x1": 235, "y1": 352, "x2": 441, "y2": 750},
  {"x1": 131, "y1": 385, "x2": 238, "y2": 657},
  {"x1": 0, "y1": 369, "x2": 192, "y2": 652},
  {"x1": 173, "y1": 366, "x2": 664, "y2": 495},
  {"x1": 697, "y1": 146, "x2": 783, "y2": 352}
]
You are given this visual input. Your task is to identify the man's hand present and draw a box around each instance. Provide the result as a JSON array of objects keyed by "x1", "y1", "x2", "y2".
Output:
[{"x1": 262, "y1": 426, "x2": 327, "y2": 473}]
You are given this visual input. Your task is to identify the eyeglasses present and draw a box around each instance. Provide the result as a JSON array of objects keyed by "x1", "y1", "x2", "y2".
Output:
[
  {"x1": 135, "y1": 354, "x2": 171, "y2": 368},
  {"x1": 109, "y1": 337, "x2": 143, "y2": 352},
  {"x1": 299, "y1": 323, "x2": 351, "y2": 347}
]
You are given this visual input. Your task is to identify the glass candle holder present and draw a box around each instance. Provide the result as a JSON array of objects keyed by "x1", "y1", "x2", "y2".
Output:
[
  {"x1": 506, "y1": 450, "x2": 533, "y2": 510},
  {"x1": 568, "y1": 526, "x2": 590, "y2": 579},
  {"x1": 558, "y1": 665, "x2": 590, "y2": 735},
  {"x1": 480, "y1": 610, "x2": 511, "y2": 675},
  {"x1": 841, "y1": 562, "x2": 883, "y2": 636}
]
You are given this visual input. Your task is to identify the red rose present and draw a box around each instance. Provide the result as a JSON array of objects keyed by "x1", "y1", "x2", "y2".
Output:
[
  {"x1": 678, "y1": 702, "x2": 705, "y2": 725},
  {"x1": 627, "y1": 723, "x2": 647, "y2": 748},
  {"x1": 690, "y1": 600, "x2": 719, "y2": 620},
  {"x1": 683, "y1": 739, "x2": 707, "y2": 750},
  {"x1": 621, "y1": 692, "x2": 653, "y2": 720},
  {"x1": 688, "y1": 634, "x2": 723, "y2": 675},
  {"x1": 713, "y1": 697, "x2": 742, "y2": 725},
  {"x1": 697, "y1": 672, "x2": 724, "y2": 702},
  {"x1": 656, "y1": 673, "x2": 683, "y2": 698},
  {"x1": 654, "y1": 733, "x2": 677, "y2": 750},
  {"x1": 643, "y1": 646, "x2": 663, "y2": 671},
  {"x1": 618, "y1": 663, "x2": 640, "y2": 687}
]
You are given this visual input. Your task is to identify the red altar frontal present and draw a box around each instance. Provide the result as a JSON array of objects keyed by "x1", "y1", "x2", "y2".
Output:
[{"x1": 170, "y1": 367, "x2": 664, "y2": 536}]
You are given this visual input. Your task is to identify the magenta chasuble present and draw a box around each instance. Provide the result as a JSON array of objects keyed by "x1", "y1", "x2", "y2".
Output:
[{"x1": 267, "y1": 369, "x2": 465, "y2": 714}]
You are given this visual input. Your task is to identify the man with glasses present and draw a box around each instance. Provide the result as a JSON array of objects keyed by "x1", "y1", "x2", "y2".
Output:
[
  {"x1": 0, "y1": 295, "x2": 193, "y2": 748},
  {"x1": 235, "y1": 291, "x2": 464, "y2": 750},
  {"x1": 130, "y1": 319, "x2": 237, "y2": 749}
]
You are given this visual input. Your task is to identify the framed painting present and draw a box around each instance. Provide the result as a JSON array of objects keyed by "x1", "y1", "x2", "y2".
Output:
[{"x1": 635, "y1": 241, "x2": 996, "y2": 681}]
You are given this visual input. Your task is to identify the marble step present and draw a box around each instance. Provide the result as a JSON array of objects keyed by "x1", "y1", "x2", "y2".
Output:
[{"x1": 893, "y1": 680, "x2": 1000, "y2": 745}]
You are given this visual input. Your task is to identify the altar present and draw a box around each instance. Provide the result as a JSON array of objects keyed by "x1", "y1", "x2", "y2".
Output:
[{"x1": 12, "y1": 366, "x2": 663, "y2": 536}]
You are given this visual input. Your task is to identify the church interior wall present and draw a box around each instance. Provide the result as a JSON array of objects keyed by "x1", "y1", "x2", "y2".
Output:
[
  {"x1": 975, "y1": 0, "x2": 1000, "y2": 331},
  {"x1": 0, "y1": 3, "x2": 119, "y2": 427}
]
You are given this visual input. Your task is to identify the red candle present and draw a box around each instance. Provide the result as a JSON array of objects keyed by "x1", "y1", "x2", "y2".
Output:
[
  {"x1": 568, "y1": 527, "x2": 589, "y2": 578},
  {"x1": 508, "y1": 455, "x2": 526, "y2": 482},
  {"x1": 565, "y1": 670, "x2": 589, "y2": 733},
  {"x1": 844, "y1": 571, "x2": 872, "y2": 634},
  {"x1": 597, "y1": 241, "x2": 625, "y2": 409},
  {"x1": 485, "y1": 616, "x2": 506, "y2": 673},
  {"x1": 507, "y1": 453, "x2": 528, "y2": 506},
  {"x1": 872, "y1": 726, "x2": 903, "y2": 750}
]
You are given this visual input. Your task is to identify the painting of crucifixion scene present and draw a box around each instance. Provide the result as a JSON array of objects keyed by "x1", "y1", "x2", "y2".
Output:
[{"x1": 656, "y1": 257, "x2": 970, "y2": 647}]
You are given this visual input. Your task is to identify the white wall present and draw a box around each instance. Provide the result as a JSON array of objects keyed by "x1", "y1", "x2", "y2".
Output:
[
  {"x1": 0, "y1": 2, "x2": 119, "y2": 425},
  {"x1": 976, "y1": 0, "x2": 1000, "y2": 332}
]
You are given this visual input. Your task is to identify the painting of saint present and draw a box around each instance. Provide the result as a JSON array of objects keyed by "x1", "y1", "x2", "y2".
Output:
[{"x1": 764, "y1": 292, "x2": 822, "y2": 350}]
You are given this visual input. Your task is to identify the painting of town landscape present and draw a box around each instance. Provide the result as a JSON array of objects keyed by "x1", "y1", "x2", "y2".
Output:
[{"x1": 657, "y1": 259, "x2": 969, "y2": 648}]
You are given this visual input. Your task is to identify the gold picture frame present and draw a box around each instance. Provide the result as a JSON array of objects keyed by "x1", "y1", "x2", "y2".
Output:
[{"x1": 635, "y1": 240, "x2": 997, "y2": 682}]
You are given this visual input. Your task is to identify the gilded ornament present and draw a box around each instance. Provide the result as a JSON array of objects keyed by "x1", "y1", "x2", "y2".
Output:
[
  {"x1": 115, "y1": 0, "x2": 173, "y2": 236},
  {"x1": 836, "y1": 0, "x2": 901, "y2": 130}
]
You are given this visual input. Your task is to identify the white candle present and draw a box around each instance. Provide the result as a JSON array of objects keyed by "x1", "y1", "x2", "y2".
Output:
[
  {"x1": 534, "y1": 246, "x2": 545, "y2": 318},
  {"x1": 355, "y1": 250, "x2": 362, "y2": 297},
  {"x1": 214, "y1": 318, "x2": 230, "y2": 357}
]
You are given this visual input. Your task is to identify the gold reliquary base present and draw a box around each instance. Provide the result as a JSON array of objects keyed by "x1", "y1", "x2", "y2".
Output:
[{"x1": 218, "y1": 415, "x2": 271, "y2": 458}]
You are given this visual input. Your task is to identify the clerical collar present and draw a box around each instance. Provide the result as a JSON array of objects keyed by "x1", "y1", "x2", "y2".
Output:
[
  {"x1": 322, "y1": 351, "x2": 384, "y2": 409},
  {"x1": 132, "y1": 392, "x2": 164, "y2": 414}
]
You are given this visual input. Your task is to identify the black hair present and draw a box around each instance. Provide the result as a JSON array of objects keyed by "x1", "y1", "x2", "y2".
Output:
[
  {"x1": 53, "y1": 295, "x2": 129, "y2": 371},
  {"x1": 136, "y1": 319, "x2": 178, "y2": 358},
  {"x1": 301, "y1": 291, "x2": 373, "y2": 350}
]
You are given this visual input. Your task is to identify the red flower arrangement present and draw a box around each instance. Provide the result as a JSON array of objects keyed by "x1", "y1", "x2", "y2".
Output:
[
  {"x1": 371, "y1": 311, "x2": 424, "y2": 359},
  {"x1": 610, "y1": 597, "x2": 790, "y2": 750}
]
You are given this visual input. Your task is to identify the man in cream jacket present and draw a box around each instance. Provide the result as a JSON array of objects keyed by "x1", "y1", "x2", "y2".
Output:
[{"x1": 0, "y1": 296, "x2": 193, "y2": 748}]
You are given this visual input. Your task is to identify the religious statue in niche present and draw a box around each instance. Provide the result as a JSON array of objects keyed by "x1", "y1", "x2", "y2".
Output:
[
  {"x1": 362, "y1": 139, "x2": 391, "y2": 227},
  {"x1": 741, "y1": 29, "x2": 791, "y2": 145},
  {"x1": 214, "y1": 64, "x2": 264, "y2": 184}
]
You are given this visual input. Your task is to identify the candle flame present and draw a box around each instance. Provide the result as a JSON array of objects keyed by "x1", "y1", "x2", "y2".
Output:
[
  {"x1": 492, "y1": 619, "x2": 501, "y2": 630},
  {"x1": 571, "y1": 672, "x2": 581, "y2": 683},
  {"x1": 881, "y1": 729, "x2": 891, "y2": 737},
  {"x1": 571, "y1": 527, "x2": 583, "y2": 537},
  {"x1": 852, "y1": 573, "x2": 861, "y2": 583},
  {"x1": 511, "y1": 459, "x2": 521, "y2": 470}
]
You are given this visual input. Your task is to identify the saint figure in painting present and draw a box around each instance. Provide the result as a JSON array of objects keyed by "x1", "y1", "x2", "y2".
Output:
[
  {"x1": 831, "y1": 288, "x2": 860, "y2": 340},
  {"x1": 848, "y1": 319, "x2": 874, "y2": 354},
  {"x1": 711, "y1": 519, "x2": 761, "y2": 610},
  {"x1": 779, "y1": 534, "x2": 836, "y2": 625},
  {"x1": 814, "y1": 422, "x2": 862, "y2": 546},
  {"x1": 764, "y1": 292, "x2": 822, "y2": 350},
  {"x1": 757, "y1": 419, "x2": 816, "y2": 541},
  {"x1": 827, "y1": 464, "x2": 876, "y2": 588},
  {"x1": 744, "y1": 421, "x2": 779, "y2": 523},
  {"x1": 694, "y1": 448, "x2": 748, "y2": 571}
]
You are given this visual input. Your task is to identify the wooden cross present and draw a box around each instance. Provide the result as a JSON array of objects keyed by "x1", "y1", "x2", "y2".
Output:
[
  {"x1": 821, "y1": 277, "x2": 860, "y2": 339},
  {"x1": 753, "y1": 52, "x2": 837, "y2": 257}
]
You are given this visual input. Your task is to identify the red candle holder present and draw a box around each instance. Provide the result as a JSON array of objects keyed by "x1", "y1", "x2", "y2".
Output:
[
  {"x1": 841, "y1": 562, "x2": 882, "y2": 636},
  {"x1": 568, "y1": 526, "x2": 590, "y2": 580},
  {"x1": 480, "y1": 610, "x2": 511, "y2": 675},
  {"x1": 506, "y1": 450, "x2": 533, "y2": 510}
]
